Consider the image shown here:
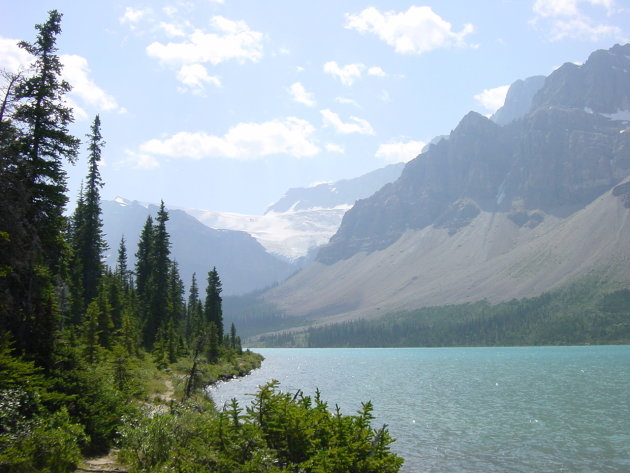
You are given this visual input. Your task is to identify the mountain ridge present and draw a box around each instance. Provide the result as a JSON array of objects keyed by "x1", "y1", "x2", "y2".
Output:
[
  {"x1": 101, "y1": 198, "x2": 295, "y2": 295},
  {"x1": 260, "y1": 43, "x2": 630, "y2": 329}
]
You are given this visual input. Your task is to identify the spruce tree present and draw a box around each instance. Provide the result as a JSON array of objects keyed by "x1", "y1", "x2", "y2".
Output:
[
  {"x1": 204, "y1": 267, "x2": 224, "y2": 341},
  {"x1": 147, "y1": 202, "x2": 171, "y2": 348},
  {"x1": 13, "y1": 10, "x2": 80, "y2": 272},
  {"x1": 186, "y1": 273, "x2": 203, "y2": 342},
  {"x1": 115, "y1": 236, "x2": 130, "y2": 286},
  {"x1": 134, "y1": 216, "x2": 154, "y2": 347},
  {"x1": 1, "y1": 11, "x2": 79, "y2": 365},
  {"x1": 71, "y1": 115, "x2": 106, "y2": 308},
  {"x1": 134, "y1": 216, "x2": 153, "y2": 298}
]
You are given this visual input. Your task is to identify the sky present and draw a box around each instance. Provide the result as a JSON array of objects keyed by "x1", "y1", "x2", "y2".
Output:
[{"x1": 1, "y1": 0, "x2": 629, "y2": 215}]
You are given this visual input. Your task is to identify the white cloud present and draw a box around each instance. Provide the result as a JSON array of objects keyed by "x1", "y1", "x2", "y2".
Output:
[
  {"x1": 137, "y1": 117, "x2": 319, "y2": 162},
  {"x1": 533, "y1": 0, "x2": 613, "y2": 18},
  {"x1": 320, "y1": 109, "x2": 374, "y2": 135},
  {"x1": 176, "y1": 63, "x2": 221, "y2": 94},
  {"x1": 119, "y1": 7, "x2": 150, "y2": 27},
  {"x1": 147, "y1": 16, "x2": 263, "y2": 66},
  {"x1": 473, "y1": 84, "x2": 510, "y2": 113},
  {"x1": 532, "y1": 0, "x2": 623, "y2": 41},
  {"x1": 124, "y1": 150, "x2": 160, "y2": 169},
  {"x1": 345, "y1": 6, "x2": 474, "y2": 54},
  {"x1": 325, "y1": 143, "x2": 345, "y2": 153},
  {"x1": 163, "y1": 6, "x2": 178, "y2": 17},
  {"x1": 63, "y1": 96, "x2": 88, "y2": 121},
  {"x1": 323, "y1": 61, "x2": 364, "y2": 86},
  {"x1": 335, "y1": 96, "x2": 360, "y2": 107},
  {"x1": 367, "y1": 66, "x2": 387, "y2": 77},
  {"x1": 375, "y1": 140, "x2": 426, "y2": 163},
  {"x1": 159, "y1": 22, "x2": 186, "y2": 38},
  {"x1": 547, "y1": 17, "x2": 622, "y2": 40},
  {"x1": 0, "y1": 38, "x2": 124, "y2": 119},
  {"x1": 61, "y1": 54, "x2": 126, "y2": 115},
  {"x1": 289, "y1": 82, "x2": 315, "y2": 107},
  {"x1": 0, "y1": 37, "x2": 32, "y2": 72}
]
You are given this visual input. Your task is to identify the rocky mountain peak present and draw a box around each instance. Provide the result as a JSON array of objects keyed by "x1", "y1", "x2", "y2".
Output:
[
  {"x1": 532, "y1": 43, "x2": 630, "y2": 113},
  {"x1": 492, "y1": 75, "x2": 546, "y2": 126},
  {"x1": 316, "y1": 43, "x2": 630, "y2": 266}
]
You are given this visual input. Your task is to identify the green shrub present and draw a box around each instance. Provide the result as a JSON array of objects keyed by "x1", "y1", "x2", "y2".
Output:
[
  {"x1": 118, "y1": 381, "x2": 403, "y2": 473},
  {"x1": 0, "y1": 408, "x2": 87, "y2": 473}
]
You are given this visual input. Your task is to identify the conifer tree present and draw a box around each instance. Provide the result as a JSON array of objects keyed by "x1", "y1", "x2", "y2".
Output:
[
  {"x1": 1, "y1": 10, "x2": 79, "y2": 365},
  {"x1": 134, "y1": 216, "x2": 154, "y2": 347},
  {"x1": 134, "y1": 216, "x2": 154, "y2": 300},
  {"x1": 186, "y1": 273, "x2": 203, "y2": 342},
  {"x1": 71, "y1": 115, "x2": 106, "y2": 308},
  {"x1": 168, "y1": 261, "x2": 185, "y2": 325},
  {"x1": 115, "y1": 236, "x2": 130, "y2": 287},
  {"x1": 147, "y1": 202, "x2": 171, "y2": 348},
  {"x1": 204, "y1": 267, "x2": 224, "y2": 342},
  {"x1": 13, "y1": 10, "x2": 80, "y2": 272}
]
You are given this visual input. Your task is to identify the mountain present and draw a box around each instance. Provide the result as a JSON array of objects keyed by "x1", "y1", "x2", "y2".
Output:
[
  {"x1": 491, "y1": 75, "x2": 545, "y2": 126},
  {"x1": 180, "y1": 163, "x2": 404, "y2": 261},
  {"x1": 267, "y1": 163, "x2": 405, "y2": 213},
  {"x1": 101, "y1": 198, "x2": 295, "y2": 295},
  {"x1": 261, "y1": 43, "x2": 630, "y2": 327}
]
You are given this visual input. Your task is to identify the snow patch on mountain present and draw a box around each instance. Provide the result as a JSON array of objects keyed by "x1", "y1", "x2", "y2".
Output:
[{"x1": 181, "y1": 205, "x2": 351, "y2": 261}]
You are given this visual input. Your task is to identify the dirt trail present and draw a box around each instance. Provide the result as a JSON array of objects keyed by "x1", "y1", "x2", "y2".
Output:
[
  {"x1": 74, "y1": 449, "x2": 126, "y2": 472},
  {"x1": 74, "y1": 377, "x2": 177, "y2": 473}
]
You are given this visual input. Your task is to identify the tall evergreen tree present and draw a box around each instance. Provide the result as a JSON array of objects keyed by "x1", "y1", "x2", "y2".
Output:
[
  {"x1": 204, "y1": 267, "x2": 224, "y2": 341},
  {"x1": 115, "y1": 236, "x2": 130, "y2": 286},
  {"x1": 134, "y1": 216, "x2": 153, "y2": 347},
  {"x1": 1, "y1": 11, "x2": 79, "y2": 365},
  {"x1": 71, "y1": 115, "x2": 106, "y2": 308},
  {"x1": 147, "y1": 202, "x2": 171, "y2": 348},
  {"x1": 186, "y1": 273, "x2": 203, "y2": 342},
  {"x1": 134, "y1": 216, "x2": 153, "y2": 299},
  {"x1": 167, "y1": 261, "x2": 185, "y2": 328},
  {"x1": 13, "y1": 10, "x2": 80, "y2": 273}
]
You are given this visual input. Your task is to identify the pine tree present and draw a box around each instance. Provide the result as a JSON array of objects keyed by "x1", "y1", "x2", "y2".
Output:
[
  {"x1": 204, "y1": 267, "x2": 224, "y2": 342},
  {"x1": 1, "y1": 11, "x2": 80, "y2": 365},
  {"x1": 186, "y1": 273, "x2": 203, "y2": 342},
  {"x1": 134, "y1": 216, "x2": 154, "y2": 300},
  {"x1": 168, "y1": 261, "x2": 185, "y2": 326},
  {"x1": 12, "y1": 10, "x2": 80, "y2": 273},
  {"x1": 71, "y1": 115, "x2": 106, "y2": 308},
  {"x1": 115, "y1": 236, "x2": 131, "y2": 287},
  {"x1": 147, "y1": 202, "x2": 171, "y2": 348}
]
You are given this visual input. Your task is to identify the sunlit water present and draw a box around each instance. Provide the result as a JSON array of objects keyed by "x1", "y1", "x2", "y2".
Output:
[{"x1": 207, "y1": 346, "x2": 630, "y2": 473}]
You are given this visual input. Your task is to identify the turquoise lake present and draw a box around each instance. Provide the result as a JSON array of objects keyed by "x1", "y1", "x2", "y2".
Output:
[{"x1": 208, "y1": 346, "x2": 630, "y2": 473}]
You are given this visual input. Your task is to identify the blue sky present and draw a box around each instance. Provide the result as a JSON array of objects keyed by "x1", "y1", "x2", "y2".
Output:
[{"x1": 2, "y1": 0, "x2": 629, "y2": 214}]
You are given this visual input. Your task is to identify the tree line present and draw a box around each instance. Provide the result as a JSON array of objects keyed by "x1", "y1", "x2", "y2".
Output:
[
  {"x1": 1, "y1": 12, "x2": 405, "y2": 473},
  {"x1": 259, "y1": 280, "x2": 630, "y2": 348},
  {"x1": 0, "y1": 10, "x2": 243, "y2": 468}
]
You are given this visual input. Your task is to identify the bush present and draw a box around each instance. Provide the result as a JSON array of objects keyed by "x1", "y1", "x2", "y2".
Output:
[
  {"x1": 0, "y1": 407, "x2": 87, "y2": 473},
  {"x1": 118, "y1": 381, "x2": 403, "y2": 473}
]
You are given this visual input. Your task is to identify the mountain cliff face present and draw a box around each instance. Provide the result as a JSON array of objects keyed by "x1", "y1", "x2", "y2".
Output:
[
  {"x1": 492, "y1": 75, "x2": 545, "y2": 126},
  {"x1": 532, "y1": 43, "x2": 630, "y2": 113},
  {"x1": 264, "y1": 43, "x2": 630, "y2": 323},
  {"x1": 318, "y1": 44, "x2": 630, "y2": 265}
]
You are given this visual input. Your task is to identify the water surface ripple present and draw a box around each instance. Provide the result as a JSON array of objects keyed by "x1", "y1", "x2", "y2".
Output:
[{"x1": 208, "y1": 346, "x2": 630, "y2": 473}]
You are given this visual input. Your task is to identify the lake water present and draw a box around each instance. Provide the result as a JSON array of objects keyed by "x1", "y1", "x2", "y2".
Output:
[{"x1": 208, "y1": 346, "x2": 630, "y2": 473}]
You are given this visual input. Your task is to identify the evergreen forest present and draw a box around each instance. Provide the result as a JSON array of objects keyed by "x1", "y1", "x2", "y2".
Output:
[
  {"x1": 257, "y1": 279, "x2": 630, "y2": 348},
  {"x1": 0, "y1": 11, "x2": 403, "y2": 473}
]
